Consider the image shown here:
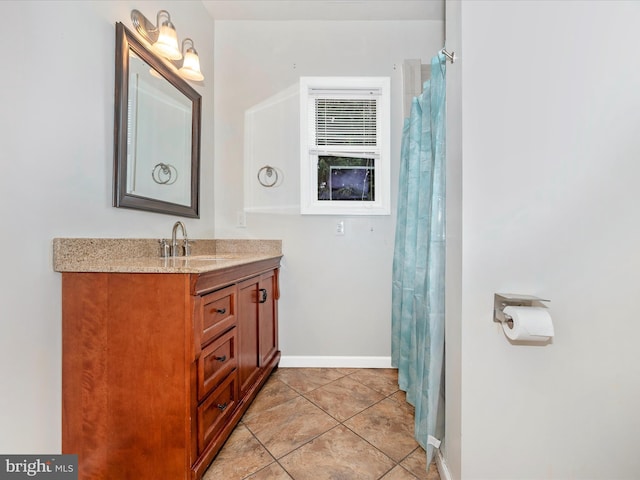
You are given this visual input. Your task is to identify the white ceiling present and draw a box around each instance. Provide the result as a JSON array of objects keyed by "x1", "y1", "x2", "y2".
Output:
[{"x1": 201, "y1": 0, "x2": 444, "y2": 21}]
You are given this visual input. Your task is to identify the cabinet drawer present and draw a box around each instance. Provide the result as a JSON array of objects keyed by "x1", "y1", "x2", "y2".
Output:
[
  {"x1": 198, "y1": 328, "x2": 237, "y2": 400},
  {"x1": 200, "y1": 285, "x2": 236, "y2": 346},
  {"x1": 197, "y1": 371, "x2": 238, "y2": 454}
]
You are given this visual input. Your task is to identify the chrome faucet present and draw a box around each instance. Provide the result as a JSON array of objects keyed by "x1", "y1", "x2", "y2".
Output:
[{"x1": 171, "y1": 221, "x2": 191, "y2": 257}]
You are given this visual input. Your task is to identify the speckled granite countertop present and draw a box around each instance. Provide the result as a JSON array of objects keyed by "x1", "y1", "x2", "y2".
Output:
[{"x1": 53, "y1": 238, "x2": 282, "y2": 273}]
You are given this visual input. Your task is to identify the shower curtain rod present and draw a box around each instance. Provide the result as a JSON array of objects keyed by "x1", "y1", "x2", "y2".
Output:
[{"x1": 442, "y1": 48, "x2": 456, "y2": 63}]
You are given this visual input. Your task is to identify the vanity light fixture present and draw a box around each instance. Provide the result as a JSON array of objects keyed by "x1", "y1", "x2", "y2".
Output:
[
  {"x1": 130, "y1": 9, "x2": 205, "y2": 82},
  {"x1": 178, "y1": 39, "x2": 204, "y2": 82}
]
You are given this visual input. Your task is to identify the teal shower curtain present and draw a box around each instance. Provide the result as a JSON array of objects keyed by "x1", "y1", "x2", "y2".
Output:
[{"x1": 391, "y1": 52, "x2": 446, "y2": 468}]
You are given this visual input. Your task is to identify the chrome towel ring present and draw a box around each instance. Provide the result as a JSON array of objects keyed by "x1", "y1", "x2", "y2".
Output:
[
  {"x1": 152, "y1": 162, "x2": 178, "y2": 185},
  {"x1": 257, "y1": 165, "x2": 278, "y2": 187}
]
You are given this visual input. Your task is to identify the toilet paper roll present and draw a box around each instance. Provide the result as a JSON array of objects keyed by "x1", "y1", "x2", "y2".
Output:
[{"x1": 502, "y1": 306, "x2": 554, "y2": 341}]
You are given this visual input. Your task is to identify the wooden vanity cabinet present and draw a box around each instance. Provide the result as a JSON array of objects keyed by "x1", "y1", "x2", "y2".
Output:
[{"x1": 61, "y1": 258, "x2": 281, "y2": 480}]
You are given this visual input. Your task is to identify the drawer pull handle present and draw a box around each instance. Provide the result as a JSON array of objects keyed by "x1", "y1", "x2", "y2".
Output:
[
  {"x1": 217, "y1": 402, "x2": 228, "y2": 411},
  {"x1": 259, "y1": 288, "x2": 268, "y2": 303},
  {"x1": 216, "y1": 308, "x2": 226, "y2": 314},
  {"x1": 214, "y1": 355, "x2": 227, "y2": 362}
]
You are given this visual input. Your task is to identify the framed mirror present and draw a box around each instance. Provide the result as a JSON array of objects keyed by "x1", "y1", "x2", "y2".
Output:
[{"x1": 113, "y1": 22, "x2": 201, "y2": 218}]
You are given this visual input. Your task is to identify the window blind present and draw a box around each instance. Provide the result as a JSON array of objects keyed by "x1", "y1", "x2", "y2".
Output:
[{"x1": 313, "y1": 98, "x2": 377, "y2": 147}]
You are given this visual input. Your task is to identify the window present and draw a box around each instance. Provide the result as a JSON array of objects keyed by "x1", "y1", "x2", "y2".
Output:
[{"x1": 300, "y1": 77, "x2": 390, "y2": 215}]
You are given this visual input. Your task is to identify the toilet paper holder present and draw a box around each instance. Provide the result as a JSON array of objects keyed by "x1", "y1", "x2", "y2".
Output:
[{"x1": 494, "y1": 293, "x2": 550, "y2": 326}]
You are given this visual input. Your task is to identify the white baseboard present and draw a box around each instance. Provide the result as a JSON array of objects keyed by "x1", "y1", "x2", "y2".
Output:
[
  {"x1": 279, "y1": 356, "x2": 393, "y2": 368},
  {"x1": 436, "y1": 449, "x2": 452, "y2": 480}
]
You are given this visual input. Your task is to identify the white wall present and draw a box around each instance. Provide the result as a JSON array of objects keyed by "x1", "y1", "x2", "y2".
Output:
[
  {"x1": 213, "y1": 20, "x2": 444, "y2": 363},
  {"x1": 445, "y1": 1, "x2": 640, "y2": 478},
  {"x1": 0, "y1": 1, "x2": 215, "y2": 453}
]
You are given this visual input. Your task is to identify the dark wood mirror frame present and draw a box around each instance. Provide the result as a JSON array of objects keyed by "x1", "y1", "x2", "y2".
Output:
[{"x1": 113, "y1": 22, "x2": 201, "y2": 218}]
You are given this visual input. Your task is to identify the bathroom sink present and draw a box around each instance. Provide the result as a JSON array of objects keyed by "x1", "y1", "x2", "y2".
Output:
[
  {"x1": 167, "y1": 255, "x2": 230, "y2": 262},
  {"x1": 189, "y1": 256, "x2": 229, "y2": 261}
]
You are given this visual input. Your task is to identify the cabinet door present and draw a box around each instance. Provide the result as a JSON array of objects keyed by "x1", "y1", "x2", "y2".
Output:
[
  {"x1": 258, "y1": 270, "x2": 278, "y2": 366},
  {"x1": 237, "y1": 277, "x2": 260, "y2": 394}
]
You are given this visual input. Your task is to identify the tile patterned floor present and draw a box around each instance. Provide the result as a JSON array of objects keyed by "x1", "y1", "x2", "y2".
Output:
[{"x1": 203, "y1": 368, "x2": 440, "y2": 480}]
